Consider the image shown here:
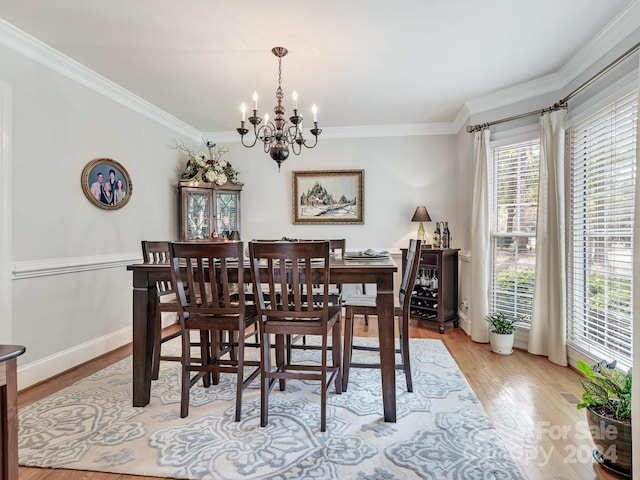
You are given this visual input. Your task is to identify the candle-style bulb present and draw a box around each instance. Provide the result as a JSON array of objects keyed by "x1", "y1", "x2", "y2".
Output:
[
  {"x1": 241, "y1": 103, "x2": 246, "y2": 121},
  {"x1": 312, "y1": 104, "x2": 318, "y2": 122},
  {"x1": 253, "y1": 91, "x2": 258, "y2": 110},
  {"x1": 292, "y1": 91, "x2": 298, "y2": 109}
]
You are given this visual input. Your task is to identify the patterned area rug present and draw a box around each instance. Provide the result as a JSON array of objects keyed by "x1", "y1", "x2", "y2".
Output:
[{"x1": 18, "y1": 338, "x2": 525, "y2": 479}]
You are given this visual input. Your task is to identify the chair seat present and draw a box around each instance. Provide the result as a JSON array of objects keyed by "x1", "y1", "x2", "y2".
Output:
[
  {"x1": 158, "y1": 292, "x2": 179, "y2": 310},
  {"x1": 342, "y1": 294, "x2": 377, "y2": 308}
]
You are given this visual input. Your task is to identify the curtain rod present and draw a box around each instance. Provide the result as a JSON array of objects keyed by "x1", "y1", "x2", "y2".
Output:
[{"x1": 466, "y1": 41, "x2": 640, "y2": 133}]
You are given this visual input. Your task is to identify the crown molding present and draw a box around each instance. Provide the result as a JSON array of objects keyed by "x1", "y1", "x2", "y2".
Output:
[
  {"x1": 0, "y1": 1, "x2": 636, "y2": 142},
  {"x1": 204, "y1": 122, "x2": 458, "y2": 143},
  {"x1": 0, "y1": 19, "x2": 201, "y2": 141},
  {"x1": 463, "y1": 1, "x2": 639, "y2": 123},
  {"x1": 464, "y1": 71, "x2": 565, "y2": 118},
  {"x1": 562, "y1": 0, "x2": 639, "y2": 81},
  {"x1": 451, "y1": 104, "x2": 471, "y2": 134}
]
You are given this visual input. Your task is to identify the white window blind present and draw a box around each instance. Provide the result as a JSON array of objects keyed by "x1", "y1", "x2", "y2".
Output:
[
  {"x1": 568, "y1": 89, "x2": 637, "y2": 370},
  {"x1": 490, "y1": 140, "x2": 539, "y2": 324}
]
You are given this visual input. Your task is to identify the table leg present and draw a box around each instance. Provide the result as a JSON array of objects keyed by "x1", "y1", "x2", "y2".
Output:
[
  {"x1": 132, "y1": 271, "x2": 157, "y2": 407},
  {"x1": 376, "y1": 272, "x2": 396, "y2": 422},
  {"x1": 0, "y1": 358, "x2": 18, "y2": 480}
]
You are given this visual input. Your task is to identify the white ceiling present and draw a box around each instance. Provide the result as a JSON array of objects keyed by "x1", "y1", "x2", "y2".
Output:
[{"x1": 0, "y1": 0, "x2": 637, "y2": 133}]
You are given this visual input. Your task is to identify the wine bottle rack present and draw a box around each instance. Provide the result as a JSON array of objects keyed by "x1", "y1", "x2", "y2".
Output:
[{"x1": 402, "y1": 247, "x2": 459, "y2": 334}]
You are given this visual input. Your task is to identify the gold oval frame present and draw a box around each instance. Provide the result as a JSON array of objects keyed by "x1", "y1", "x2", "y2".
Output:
[{"x1": 81, "y1": 158, "x2": 133, "y2": 210}]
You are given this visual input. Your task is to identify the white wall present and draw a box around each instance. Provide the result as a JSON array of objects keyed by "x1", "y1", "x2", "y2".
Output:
[
  {"x1": 0, "y1": 41, "x2": 202, "y2": 387},
  {"x1": 0, "y1": 37, "x2": 462, "y2": 388},
  {"x1": 228, "y1": 134, "x2": 457, "y2": 251}
]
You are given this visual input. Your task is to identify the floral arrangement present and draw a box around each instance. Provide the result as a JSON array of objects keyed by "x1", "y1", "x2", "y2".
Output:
[{"x1": 172, "y1": 140, "x2": 243, "y2": 186}]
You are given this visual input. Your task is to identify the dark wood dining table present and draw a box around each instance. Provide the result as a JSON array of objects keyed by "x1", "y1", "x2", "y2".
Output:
[{"x1": 126, "y1": 254, "x2": 399, "y2": 421}]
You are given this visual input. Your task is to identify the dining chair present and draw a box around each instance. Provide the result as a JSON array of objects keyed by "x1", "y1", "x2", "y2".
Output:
[
  {"x1": 169, "y1": 241, "x2": 260, "y2": 420},
  {"x1": 141, "y1": 240, "x2": 182, "y2": 380},
  {"x1": 300, "y1": 238, "x2": 345, "y2": 306},
  {"x1": 248, "y1": 240, "x2": 342, "y2": 432},
  {"x1": 342, "y1": 239, "x2": 422, "y2": 393}
]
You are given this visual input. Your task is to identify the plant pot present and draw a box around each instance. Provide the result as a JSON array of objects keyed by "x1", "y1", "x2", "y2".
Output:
[
  {"x1": 586, "y1": 406, "x2": 632, "y2": 477},
  {"x1": 489, "y1": 331, "x2": 514, "y2": 355}
]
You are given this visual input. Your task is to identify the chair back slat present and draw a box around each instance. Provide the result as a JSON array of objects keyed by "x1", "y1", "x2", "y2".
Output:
[
  {"x1": 297, "y1": 238, "x2": 344, "y2": 305},
  {"x1": 249, "y1": 241, "x2": 330, "y2": 321},
  {"x1": 399, "y1": 239, "x2": 422, "y2": 309},
  {"x1": 141, "y1": 240, "x2": 173, "y2": 294},
  {"x1": 169, "y1": 241, "x2": 246, "y2": 317}
]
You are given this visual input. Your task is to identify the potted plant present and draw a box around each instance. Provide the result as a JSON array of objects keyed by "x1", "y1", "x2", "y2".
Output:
[
  {"x1": 485, "y1": 312, "x2": 516, "y2": 354},
  {"x1": 577, "y1": 359, "x2": 632, "y2": 477}
]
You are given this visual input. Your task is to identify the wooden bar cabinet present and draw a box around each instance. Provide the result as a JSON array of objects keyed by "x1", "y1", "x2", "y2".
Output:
[{"x1": 402, "y1": 247, "x2": 459, "y2": 333}]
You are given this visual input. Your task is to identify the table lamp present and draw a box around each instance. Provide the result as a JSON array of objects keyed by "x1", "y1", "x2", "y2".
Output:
[{"x1": 411, "y1": 206, "x2": 431, "y2": 243}]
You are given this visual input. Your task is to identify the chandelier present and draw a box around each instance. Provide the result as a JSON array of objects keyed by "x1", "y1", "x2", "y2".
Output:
[{"x1": 236, "y1": 47, "x2": 321, "y2": 170}]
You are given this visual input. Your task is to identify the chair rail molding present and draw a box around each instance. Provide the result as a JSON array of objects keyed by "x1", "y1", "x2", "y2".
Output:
[{"x1": 12, "y1": 252, "x2": 141, "y2": 279}]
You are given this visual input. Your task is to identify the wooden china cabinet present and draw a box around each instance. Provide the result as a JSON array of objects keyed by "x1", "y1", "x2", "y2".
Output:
[
  {"x1": 402, "y1": 247, "x2": 459, "y2": 333},
  {"x1": 177, "y1": 181, "x2": 242, "y2": 241}
]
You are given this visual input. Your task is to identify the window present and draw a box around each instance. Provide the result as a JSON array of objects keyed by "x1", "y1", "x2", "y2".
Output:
[
  {"x1": 490, "y1": 140, "x2": 540, "y2": 324},
  {"x1": 567, "y1": 90, "x2": 637, "y2": 369}
]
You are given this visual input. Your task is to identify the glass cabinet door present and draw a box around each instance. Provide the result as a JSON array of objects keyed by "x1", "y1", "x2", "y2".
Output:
[
  {"x1": 215, "y1": 191, "x2": 239, "y2": 236},
  {"x1": 184, "y1": 189, "x2": 212, "y2": 240},
  {"x1": 179, "y1": 183, "x2": 242, "y2": 240}
]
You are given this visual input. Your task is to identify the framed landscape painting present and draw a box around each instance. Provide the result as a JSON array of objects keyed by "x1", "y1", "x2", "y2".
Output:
[{"x1": 292, "y1": 169, "x2": 364, "y2": 224}]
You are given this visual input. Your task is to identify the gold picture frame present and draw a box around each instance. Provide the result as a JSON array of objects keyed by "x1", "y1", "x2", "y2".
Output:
[
  {"x1": 81, "y1": 158, "x2": 132, "y2": 210},
  {"x1": 292, "y1": 169, "x2": 364, "y2": 224}
]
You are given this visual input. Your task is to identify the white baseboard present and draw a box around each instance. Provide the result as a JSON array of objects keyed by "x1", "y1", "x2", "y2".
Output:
[
  {"x1": 457, "y1": 309, "x2": 471, "y2": 336},
  {"x1": 17, "y1": 326, "x2": 132, "y2": 390}
]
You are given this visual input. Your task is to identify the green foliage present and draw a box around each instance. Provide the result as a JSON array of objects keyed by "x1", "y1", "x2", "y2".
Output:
[
  {"x1": 485, "y1": 312, "x2": 516, "y2": 334},
  {"x1": 576, "y1": 359, "x2": 632, "y2": 421},
  {"x1": 586, "y1": 274, "x2": 632, "y2": 311},
  {"x1": 496, "y1": 269, "x2": 535, "y2": 289},
  {"x1": 492, "y1": 269, "x2": 535, "y2": 324}
]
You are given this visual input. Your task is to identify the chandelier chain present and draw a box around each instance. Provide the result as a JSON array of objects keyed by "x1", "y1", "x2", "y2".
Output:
[{"x1": 276, "y1": 55, "x2": 283, "y2": 103}]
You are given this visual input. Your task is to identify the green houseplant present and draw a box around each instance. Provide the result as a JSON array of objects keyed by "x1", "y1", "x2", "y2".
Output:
[
  {"x1": 576, "y1": 359, "x2": 632, "y2": 477},
  {"x1": 485, "y1": 312, "x2": 516, "y2": 355}
]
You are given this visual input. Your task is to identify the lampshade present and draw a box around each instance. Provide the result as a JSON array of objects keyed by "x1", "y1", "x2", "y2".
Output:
[{"x1": 411, "y1": 206, "x2": 431, "y2": 222}]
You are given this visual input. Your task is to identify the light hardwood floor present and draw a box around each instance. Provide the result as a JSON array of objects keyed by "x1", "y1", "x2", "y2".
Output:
[{"x1": 18, "y1": 318, "x2": 618, "y2": 480}]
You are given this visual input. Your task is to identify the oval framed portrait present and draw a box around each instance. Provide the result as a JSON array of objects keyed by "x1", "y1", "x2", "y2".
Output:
[{"x1": 81, "y1": 158, "x2": 133, "y2": 210}]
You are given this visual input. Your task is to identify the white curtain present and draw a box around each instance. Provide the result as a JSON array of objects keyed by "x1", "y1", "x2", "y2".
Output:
[
  {"x1": 470, "y1": 128, "x2": 491, "y2": 343},
  {"x1": 528, "y1": 109, "x2": 567, "y2": 366},
  {"x1": 632, "y1": 72, "x2": 639, "y2": 475}
]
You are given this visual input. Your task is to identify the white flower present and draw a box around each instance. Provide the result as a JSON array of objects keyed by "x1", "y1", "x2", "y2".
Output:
[
  {"x1": 215, "y1": 173, "x2": 228, "y2": 185},
  {"x1": 195, "y1": 154, "x2": 207, "y2": 167},
  {"x1": 204, "y1": 170, "x2": 217, "y2": 183}
]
